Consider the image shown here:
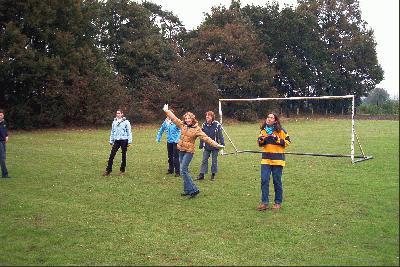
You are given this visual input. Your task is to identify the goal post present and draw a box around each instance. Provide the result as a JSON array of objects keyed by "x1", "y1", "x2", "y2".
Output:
[{"x1": 218, "y1": 95, "x2": 373, "y2": 164}]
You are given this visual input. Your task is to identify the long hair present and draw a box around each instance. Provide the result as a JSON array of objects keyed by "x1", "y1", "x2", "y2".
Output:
[
  {"x1": 182, "y1": 112, "x2": 198, "y2": 126},
  {"x1": 260, "y1": 113, "x2": 282, "y2": 132}
]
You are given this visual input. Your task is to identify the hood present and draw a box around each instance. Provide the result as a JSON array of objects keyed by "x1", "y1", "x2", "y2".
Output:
[{"x1": 114, "y1": 117, "x2": 126, "y2": 121}]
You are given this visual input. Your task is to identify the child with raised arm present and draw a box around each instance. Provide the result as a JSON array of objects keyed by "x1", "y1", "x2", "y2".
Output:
[{"x1": 162, "y1": 104, "x2": 224, "y2": 198}]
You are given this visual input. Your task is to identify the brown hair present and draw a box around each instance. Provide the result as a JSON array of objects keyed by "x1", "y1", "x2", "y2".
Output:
[
  {"x1": 260, "y1": 113, "x2": 282, "y2": 132},
  {"x1": 205, "y1": 111, "x2": 215, "y2": 121},
  {"x1": 0, "y1": 109, "x2": 4, "y2": 114},
  {"x1": 182, "y1": 112, "x2": 198, "y2": 125}
]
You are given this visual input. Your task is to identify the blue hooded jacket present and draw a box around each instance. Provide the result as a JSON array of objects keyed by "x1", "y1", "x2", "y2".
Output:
[
  {"x1": 110, "y1": 117, "x2": 132, "y2": 144},
  {"x1": 156, "y1": 119, "x2": 181, "y2": 143}
]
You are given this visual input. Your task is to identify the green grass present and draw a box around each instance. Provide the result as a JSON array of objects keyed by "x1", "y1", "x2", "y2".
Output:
[{"x1": 0, "y1": 119, "x2": 398, "y2": 266}]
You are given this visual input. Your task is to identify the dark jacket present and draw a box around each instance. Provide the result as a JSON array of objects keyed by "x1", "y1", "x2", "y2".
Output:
[
  {"x1": 0, "y1": 120, "x2": 8, "y2": 142},
  {"x1": 199, "y1": 121, "x2": 225, "y2": 151}
]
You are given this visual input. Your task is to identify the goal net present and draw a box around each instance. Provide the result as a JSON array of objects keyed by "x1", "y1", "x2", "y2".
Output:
[{"x1": 218, "y1": 95, "x2": 372, "y2": 163}]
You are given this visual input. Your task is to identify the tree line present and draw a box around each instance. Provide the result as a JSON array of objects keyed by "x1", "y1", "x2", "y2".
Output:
[
  {"x1": 358, "y1": 88, "x2": 399, "y2": 116},
  {"x1": 0, "y1": 0, "x2": 384, "y2": 129}
]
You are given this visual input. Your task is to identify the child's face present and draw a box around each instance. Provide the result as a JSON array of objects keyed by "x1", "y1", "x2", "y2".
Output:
[
  {"x1": 266, "y1": 114, "x2": 275, "y2": 126},
  {"x1": 0, "y1": 113, "x2": 4, "y2": 121},
  {"x1": 184, "y1": 115, "x2": 193, "y2": 125},
  {"x1": 116, "y1": 111, "x2": 123, "y2": 119},
  {"x1": 206, "y1": 114, "x2": 213, "y2": 123}
]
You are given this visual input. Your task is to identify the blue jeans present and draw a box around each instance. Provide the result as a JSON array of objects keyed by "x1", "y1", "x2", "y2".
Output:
[
  {"x1": 0, "y1": 142, "x2": 8, "y2": 177},
  {"x1": 261, "y1": 164, "x2": 283, "y2": 205},
  {"x1": 200, "y1": 149, "x2": 219, "y2": 174},
  {"x1": 179, "y1": 151, "x2": 199, "y2": 194}
]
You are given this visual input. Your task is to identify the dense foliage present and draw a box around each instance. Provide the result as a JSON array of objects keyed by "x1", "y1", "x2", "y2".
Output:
[{"x1": 0, "y1": 0, "x2": 386, "y2": 128}]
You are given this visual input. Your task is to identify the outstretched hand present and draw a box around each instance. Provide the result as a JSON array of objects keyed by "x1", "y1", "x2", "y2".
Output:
[
  {"x1": 216, "y1": 144, "x2": 225, "y2": 149},
  {"x1": 162, "y1": 104, "x2": 169, "y2": 112}
]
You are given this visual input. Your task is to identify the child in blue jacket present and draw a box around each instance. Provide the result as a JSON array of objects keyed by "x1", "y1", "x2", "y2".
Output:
[
  {"x1": 156, "y1": 108, "x2": 181, "y2": 176},
  {"x1": 103, "y1": 109, "x2": 132, "y2": 176}
]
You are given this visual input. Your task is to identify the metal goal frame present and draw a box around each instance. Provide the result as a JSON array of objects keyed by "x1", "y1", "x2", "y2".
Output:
[{"x1": 218, "y1": 95, "x2": 373, "y2": 163}]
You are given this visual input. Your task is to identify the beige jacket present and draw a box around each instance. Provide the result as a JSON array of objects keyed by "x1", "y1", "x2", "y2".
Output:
[{"x1": 165, "y1": 110, "x2": 220, "y2": 153}]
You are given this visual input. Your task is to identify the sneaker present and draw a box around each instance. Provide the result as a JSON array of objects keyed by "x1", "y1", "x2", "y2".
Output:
[
  {"x1": 166, "y1": 171, "x2": 173, "y2": 175},
  {"x1": 256, "y1": 203, "x2": 269, "y2": 211},
  {"x1": 188, "y1": 190, "x2": 200, "y2": 198},
  {"x1": 102, "y1": 171, "x2": 111, "y2": 176},
  {"x1": 118, "y1": 171, "x2": 125, "y2": 176},
  {"x1": 272, "y1": 204, "x2": 282, "y2": 210},
  {"x1": 180, "y1": 192, "x2": 190, "y2": 196},
  {"x1": 211, "y1": 173, "x2": 216, "y2": 181},
  {"x1": 175, "y1": 173, "x2": 180, "y2": 177},
  {"x1": 196, "y1": 174, "x2": 204, "y2": 180}
]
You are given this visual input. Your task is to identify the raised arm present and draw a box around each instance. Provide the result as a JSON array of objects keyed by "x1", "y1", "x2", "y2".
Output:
[{"x1": 163, "y1": 104, "x2": 184, "y2": 129}]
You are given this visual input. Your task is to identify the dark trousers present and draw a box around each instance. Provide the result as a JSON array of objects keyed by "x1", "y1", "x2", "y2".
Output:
[
  {"x1": 167, "y1": 142, "x2": 180, "y2": 174},
  {"x1": 0, "y1": 142, "x2": 8, "y2": 177},
  {"x1": 106, "y1": 139, "x2": 128, "y2": 173}
]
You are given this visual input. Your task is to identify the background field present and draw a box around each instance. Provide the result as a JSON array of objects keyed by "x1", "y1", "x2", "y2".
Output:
[{"x1": 0, "y1": 119, "x2": 398, "y2": 266}]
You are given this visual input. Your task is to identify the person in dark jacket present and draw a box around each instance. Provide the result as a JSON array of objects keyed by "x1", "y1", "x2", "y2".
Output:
[
  {"x1": 196, "y1": 111, "x2": 225, "y2": 181},
  {"x1": 0, "y1": 109, "x2": 10, "y2": 178}
]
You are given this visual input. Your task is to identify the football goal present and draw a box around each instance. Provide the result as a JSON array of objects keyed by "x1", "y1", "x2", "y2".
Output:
[{"x1": 218, "y1": 95, "x2": 373, "y2": 163}]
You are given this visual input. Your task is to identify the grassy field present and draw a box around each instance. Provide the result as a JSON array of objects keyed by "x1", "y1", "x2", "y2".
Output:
[{"x1": 0, "y1": 118, "x2": 398, "y2": 266}]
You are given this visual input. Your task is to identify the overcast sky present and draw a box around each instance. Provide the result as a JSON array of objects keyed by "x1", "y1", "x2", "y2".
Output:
[{"x1": 144, "y1": 0, "x2": 399, "y2": 98}]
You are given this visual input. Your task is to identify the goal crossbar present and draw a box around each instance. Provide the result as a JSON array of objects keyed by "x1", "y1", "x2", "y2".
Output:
[
  {"x1": 219, "y1": 95, "x2": 354, "y2": 102},
  {"x1": 218, "y1": 95, "x2": 373, "y2": 164}
]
